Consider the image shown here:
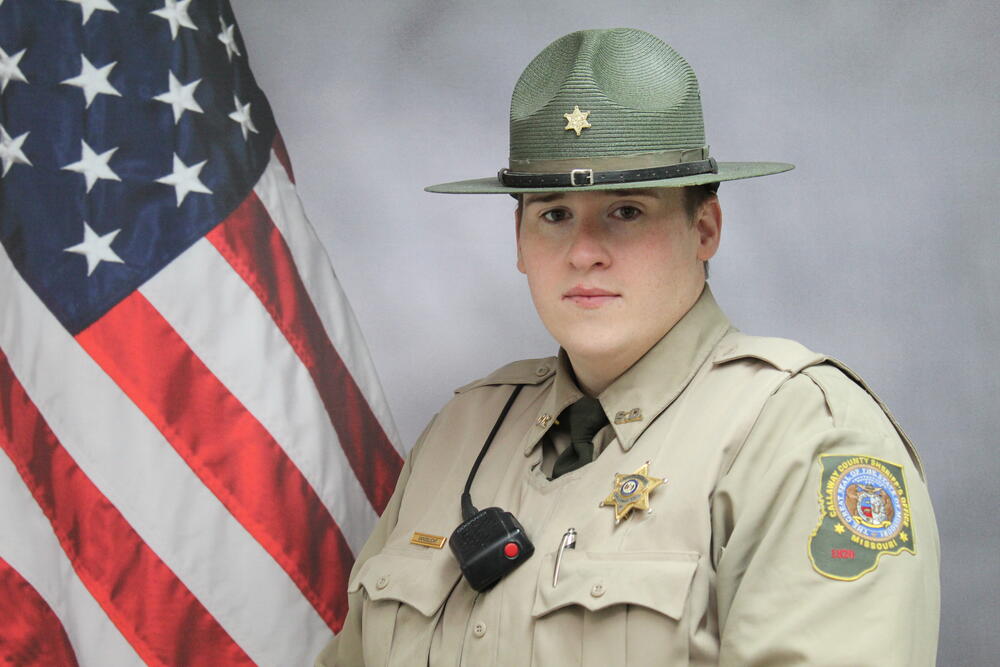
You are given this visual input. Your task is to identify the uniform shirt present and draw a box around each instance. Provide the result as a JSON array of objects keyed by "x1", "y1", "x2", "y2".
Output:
[{"x1": 316, "y1": 287, "x2": 940, "y2": 666}]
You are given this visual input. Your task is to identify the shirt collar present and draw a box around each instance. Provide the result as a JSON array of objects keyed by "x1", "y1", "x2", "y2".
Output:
[{"x1": 523, "y1": 285, "x2": 731, "y2": 456}]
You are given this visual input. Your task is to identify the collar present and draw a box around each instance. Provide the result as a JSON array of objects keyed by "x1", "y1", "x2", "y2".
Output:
[{"x1": 522, "y1": 285, "x2": 731, "y2": 456}]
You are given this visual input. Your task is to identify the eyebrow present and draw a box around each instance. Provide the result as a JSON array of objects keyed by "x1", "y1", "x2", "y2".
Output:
[{"x1": 523, "y1": 193, "x2": 565, "y2": 205}]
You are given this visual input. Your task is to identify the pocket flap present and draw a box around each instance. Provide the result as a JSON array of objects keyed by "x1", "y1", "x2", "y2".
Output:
[
  {"x1": 532, "y1": 551, "x2": 699, "y2": 620},
  {"x1": 349, "y1": 549, "x2": 462, "y2": 617}
]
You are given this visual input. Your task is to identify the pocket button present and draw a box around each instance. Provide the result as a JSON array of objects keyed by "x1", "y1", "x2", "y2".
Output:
[
  {"x1": 376, "y1": 575, "x2": 389, "y2": 590},
  {"x1": 590, "y1": 582, "x2": 606, "y2": 598},
  {"x1": 473, "y1": 622, "x2": 487, "y2": 638}
]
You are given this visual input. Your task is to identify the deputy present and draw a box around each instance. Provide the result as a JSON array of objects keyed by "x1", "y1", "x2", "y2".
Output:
[{"x1": 317, "y1": 28, "x2": 939, "y2": 666}]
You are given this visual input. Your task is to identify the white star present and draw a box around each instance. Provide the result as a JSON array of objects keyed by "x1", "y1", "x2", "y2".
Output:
[
  {"x1": 0, "y1": 124, "x2": 31, "y2": 176},
  {"x1": 156, "y1": 153, "x2": 212, "y2": 206},
  {"x1": 217, "y1": 16, "x2": 241, "y2": 61},
  {"x1": 153, "y1": 72, "x2": 203, "y2": 124},
  {"x1": 0, "y1": 46, "x2": 28, "y2": 93},
  {"x1": 61, "y1": 54, "x2": 121, "y2": 108},
  {"x1": 64, "y1": 222, "x2": 124, "y2": 276},
  {"x1": 228, "y1": 96, "x2": 258, "y2": 140},
  {"x1": 151, "y1": 0, "x2": 197, "y2": 40},
  {"x1": 61, "y1": 139, "x2": 120, "y2": 192},
  {"x1": 60, "y1": 0, "x2": 119, "y2": 25}
]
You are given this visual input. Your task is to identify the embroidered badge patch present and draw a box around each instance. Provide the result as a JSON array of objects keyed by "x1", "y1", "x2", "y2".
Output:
[{"x1": 809, "y1": 454, "x2": 915, "y2": 581}]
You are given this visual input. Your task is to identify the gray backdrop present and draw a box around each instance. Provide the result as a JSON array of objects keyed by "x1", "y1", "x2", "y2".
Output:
[{"x1": 235, "y1": 1, "x2": 998, "y2": 663}]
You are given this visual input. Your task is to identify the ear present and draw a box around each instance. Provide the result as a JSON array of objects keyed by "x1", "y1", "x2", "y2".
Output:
[
  {"x1": 514, "y1": 205, "x2": 526, "y2": 274},
  {"x1": 694, "y1": 196, "x2": 722, "y2": 262}
]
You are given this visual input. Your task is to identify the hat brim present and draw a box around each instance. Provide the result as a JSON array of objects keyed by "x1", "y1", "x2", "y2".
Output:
[{"x1": 425, "y1": 161, "x2": 793, "y2": 194}]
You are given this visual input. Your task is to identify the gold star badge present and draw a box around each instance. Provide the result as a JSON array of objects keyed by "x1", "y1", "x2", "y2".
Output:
[
  {"x1": 600, "y1": 462, "x2": 665, "y2": 524},
  {"x1": 563, "y1": 105, "x2": 591, "y2": 136},
  {"x1": 834, "y1": 524, "x2": 846, "y2": 534}
]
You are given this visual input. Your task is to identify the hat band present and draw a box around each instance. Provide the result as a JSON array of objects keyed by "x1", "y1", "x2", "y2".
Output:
[
  {"x1": 507, "y1": 147, "x2": 710, "y2": 173},
  {"x1": 498, "y1": 157, "x2": 718, "y2": 188}
]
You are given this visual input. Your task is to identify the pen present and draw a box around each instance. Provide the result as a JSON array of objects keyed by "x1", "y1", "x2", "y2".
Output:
[{"x1": 552, "y1": 528, "x2": 576, "y2": 587}]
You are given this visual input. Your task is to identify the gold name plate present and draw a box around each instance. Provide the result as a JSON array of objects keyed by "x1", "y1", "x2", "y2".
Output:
[{"x1": 410, "y1": 532, "x2": 447, "y2": 549}]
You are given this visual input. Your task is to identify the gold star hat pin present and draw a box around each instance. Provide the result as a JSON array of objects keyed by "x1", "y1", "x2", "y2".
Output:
[
  {"x1": 600, "y1": 462, "x2": 665, "y2": 524},
  {"x1": 563, "y1": 105, "x2": 591, "y2": 136}
]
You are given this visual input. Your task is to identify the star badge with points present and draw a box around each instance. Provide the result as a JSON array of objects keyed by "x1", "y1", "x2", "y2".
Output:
[
  {"x1": 563, "y1": 105, "x2": 591, "y2": 136},
  {"x1": 600, "y1": 462, "x2": 665, "y2": 524}
]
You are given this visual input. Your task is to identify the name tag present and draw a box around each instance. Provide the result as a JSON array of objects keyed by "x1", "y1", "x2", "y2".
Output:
[{"x1": 410, "y1": 532, "x2": 447, "y2": 549}]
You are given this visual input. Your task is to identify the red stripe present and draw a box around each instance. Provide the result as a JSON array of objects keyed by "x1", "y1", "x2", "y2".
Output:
[
  {"x1": 0, "y1": 351, "x2": 253, "y2": 667},
  {"x1": 0, "y1": 556, "x2": 79, "y2": 667},
  {"x1": 75, "y1": 293, "x2": 353, "y2": 632},
  {"x1": 207, "y1": 191, "x2": 404, "y2": 513},
  {"x1": 272, "y1": 132, "x2": 295, "y2": 184}
]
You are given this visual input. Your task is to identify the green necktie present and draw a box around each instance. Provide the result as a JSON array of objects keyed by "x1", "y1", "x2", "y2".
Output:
[{"x1": 551, "y1": 396, "x2": 607, "y2": 479}]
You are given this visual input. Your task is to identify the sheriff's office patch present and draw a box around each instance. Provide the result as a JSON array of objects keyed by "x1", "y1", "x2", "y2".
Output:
[{"x1": 808, "y1": 454, "x2": 915, "y2": 581}]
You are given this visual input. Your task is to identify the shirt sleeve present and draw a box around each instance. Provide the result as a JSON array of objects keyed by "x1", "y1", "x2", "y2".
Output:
[
  {"x1": 314, "y1": 414, "x2": 437, "y2": 667},
  {"x1": 712, "y1": 366, "x2": 940, "y2": 666}
]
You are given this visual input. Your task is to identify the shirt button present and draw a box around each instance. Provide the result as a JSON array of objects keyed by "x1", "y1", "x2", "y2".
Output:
[
  {"x1": 590, "y1": 582, "x2": 606, "y2": 598},
  {"x1": 375, "y1": 575, "x2": 389, "y2": 590},
  {"x1": 473, "y1": 621, "x2": 487, "y2": 638},
  {"x1": 536, "y1": 366, "x2": 549, "y2": 376}
]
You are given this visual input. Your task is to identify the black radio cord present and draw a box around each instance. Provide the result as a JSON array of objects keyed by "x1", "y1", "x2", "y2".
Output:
[{"x1": 460, "y1": 384, "x2": 524, "y2": 521}]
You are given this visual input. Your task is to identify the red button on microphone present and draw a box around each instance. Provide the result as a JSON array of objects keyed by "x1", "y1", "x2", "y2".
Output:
[{"x1": 503, "y1": 542, "x2": 520, "y2": 559}]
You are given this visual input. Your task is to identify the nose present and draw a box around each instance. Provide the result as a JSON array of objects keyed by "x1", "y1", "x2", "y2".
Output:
[{"x1": 566, "y1": 217, "x2": 611, "y2": 271}]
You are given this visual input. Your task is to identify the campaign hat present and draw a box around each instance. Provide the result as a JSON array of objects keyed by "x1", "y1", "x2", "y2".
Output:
[{"x1": 426, "y1": 28, "x2": 792, "y2": 194}]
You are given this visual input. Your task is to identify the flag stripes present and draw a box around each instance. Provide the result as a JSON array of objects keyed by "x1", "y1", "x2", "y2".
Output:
[
  {"x1": 137, "y1": 231, "x2": 378, "y2": 555},
  {"x1": 0, "y1": 351, "x2": 253, "y2": 667},
  {"x1": 1, "y1": 233, "x2": 331, "y2": 666},
  {"x1": 0, "y1": 555, "x2": 79, "y2": 667},
  {"x1": 75, "y1": 290, "x2": 354, "y2": 634},
  {"x1": 251, "y1": 153, "x2": 400, "y2": 450},
  {"x1": 207, "y1": 188, "x2": 403, "y2": 513}
]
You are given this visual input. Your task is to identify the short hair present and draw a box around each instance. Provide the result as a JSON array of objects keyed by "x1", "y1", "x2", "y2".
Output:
[{"x1": 682, "y1": 182, "x2": 720, "y2": 222}]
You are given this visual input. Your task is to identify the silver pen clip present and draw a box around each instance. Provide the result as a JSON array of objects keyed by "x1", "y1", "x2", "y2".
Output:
[{"x1": 552, "y1": 528, "x2": 577, "y2": 588}]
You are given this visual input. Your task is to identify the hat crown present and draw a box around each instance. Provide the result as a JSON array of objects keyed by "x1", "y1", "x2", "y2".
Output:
[{"x1": 509, "y1": 28, "x2": 706, "y2": 162}]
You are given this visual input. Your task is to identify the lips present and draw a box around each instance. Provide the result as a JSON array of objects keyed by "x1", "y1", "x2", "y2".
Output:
[{"x1": 563, "y1": 285, "x2": 619, "y2": 309}]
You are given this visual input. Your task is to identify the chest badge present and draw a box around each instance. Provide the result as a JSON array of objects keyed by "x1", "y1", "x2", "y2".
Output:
[{"x1": 600, "y1": 462, "x2": 665, "y2": 524}]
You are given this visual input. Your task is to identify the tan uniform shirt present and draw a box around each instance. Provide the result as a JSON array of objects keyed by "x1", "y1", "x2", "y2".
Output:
[{"x1": 317, "y1": 288, "x2": 940, "y2": 666}]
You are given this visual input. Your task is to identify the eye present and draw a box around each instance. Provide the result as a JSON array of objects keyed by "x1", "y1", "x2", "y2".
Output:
[
  {"x1": 541, "y1": 208, "x2": 570, "y2": 223},
  {"x1": 612, "y1": 205, "x2": 642, "y2": 220}
]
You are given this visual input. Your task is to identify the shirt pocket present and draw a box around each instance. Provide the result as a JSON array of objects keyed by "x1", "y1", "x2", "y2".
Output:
[
  {"x1": 349, "y1": 548, "x2": 462, "y2": 666},
  {"x1": 530, "y1": 551, "x2": 699, "y2": 667}
]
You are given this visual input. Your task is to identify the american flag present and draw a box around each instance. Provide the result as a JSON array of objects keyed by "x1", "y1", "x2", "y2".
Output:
[{"x1": 0, "y1": 1, "x2": 403, "y2": 664}]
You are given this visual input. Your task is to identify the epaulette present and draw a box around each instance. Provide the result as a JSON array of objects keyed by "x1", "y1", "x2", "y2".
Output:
[
  {"x1": 712, "y1": 332, "x2": 826, "y2": 374},
  {"x1": 454, "y1": 357, "x2": 557, "y2": 394},
  {"x1": 713, "y1": 332, "x2": 924, "y2": 479}
]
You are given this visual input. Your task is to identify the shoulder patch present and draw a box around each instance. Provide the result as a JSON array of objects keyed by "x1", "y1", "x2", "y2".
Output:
[
  {"x1": 454, "y1": 357, "x2": 556, "y2": 394},
  {"x1": 808, "y1": 454, "x2": 915, "y2": 581},
  {"x1": 712, "y1": 332, "x2": 826, "y2": 374}
]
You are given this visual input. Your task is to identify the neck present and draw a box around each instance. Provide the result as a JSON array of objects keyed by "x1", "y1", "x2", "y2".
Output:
[{"x1": 568, "y1": 348, "x2": 643, "y2": 397}]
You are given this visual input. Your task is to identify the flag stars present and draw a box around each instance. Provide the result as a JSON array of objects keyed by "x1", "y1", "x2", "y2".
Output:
[
  {"x1": 229, "y1": 96, "x2": 258, "y2": 140},
  {"x1": 151, "y1": 0, "x2": 197, "y2": 40},
  {"x1": 61, "y1": 139, "x2": 121, "y2": 192},
  {"x1": 217, "y1": 16, "x2": 241, "y2": 61},
  {"x1": 60, "y1": 0, "x2": 119, "y2": 25},
  {"x1": 0, "y1": 46, "x2": 28, "y2": 93},
  {"x1": 0, "y1": 124, "x2": 31, "y2": 176},
  {"x1": 156, "y1": 153, "x2": 212, "y2": 206},
  {"x1": 64, "y1": 222, "x2": 125, "y2": 276},
  {"x1": 154, "y1": 72, "x2": 204, "y2": 124},
  {"x1": 61, "y1": 55, "x2": 121, "y2": 108}
]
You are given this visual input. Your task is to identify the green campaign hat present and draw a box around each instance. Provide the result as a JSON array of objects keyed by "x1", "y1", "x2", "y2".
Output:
[{"x1": 426, "y1": 28, "x2": 793, "y2": 194}]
